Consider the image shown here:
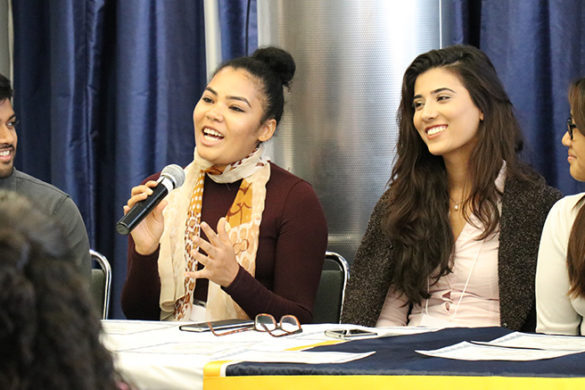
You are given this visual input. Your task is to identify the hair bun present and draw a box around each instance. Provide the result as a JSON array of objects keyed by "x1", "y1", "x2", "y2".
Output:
[{"x1": 252, "y1": 47, "x2": 296, "y2": 88}]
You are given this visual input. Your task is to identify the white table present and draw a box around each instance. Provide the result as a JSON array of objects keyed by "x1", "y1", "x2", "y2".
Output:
[
  {"x1": 102, "y1": 321, "x2": 585, "y2": 390},
  {"x1": 102, "y1": 320, "x2": 365, "y2": 390}
]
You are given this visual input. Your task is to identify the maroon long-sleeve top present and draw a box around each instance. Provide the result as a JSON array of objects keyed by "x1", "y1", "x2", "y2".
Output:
[{"x1": 121, "y1": 162, "x2": 328, "y2": 323}]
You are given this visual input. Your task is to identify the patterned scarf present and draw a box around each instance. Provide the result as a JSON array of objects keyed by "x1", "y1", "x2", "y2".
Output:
[{"x1": 157, "y1": 146, "x2": 270, "y2": 321}]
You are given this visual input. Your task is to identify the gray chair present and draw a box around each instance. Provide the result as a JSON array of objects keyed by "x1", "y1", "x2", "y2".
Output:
[
  {"x1": 90, "y1": 249, "x2": 112, "y2": 319},
  {"x1": 312, "y1": 251, "x2": 349, "y2": 324}
]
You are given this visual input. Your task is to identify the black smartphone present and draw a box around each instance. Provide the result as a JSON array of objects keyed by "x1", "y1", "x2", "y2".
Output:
[
  {"x1": 324, "y1": 328, "x2": 378, "y2": 340},
  {"x1": 179, "y1": 319, "x2": 254, "y2": 333}
]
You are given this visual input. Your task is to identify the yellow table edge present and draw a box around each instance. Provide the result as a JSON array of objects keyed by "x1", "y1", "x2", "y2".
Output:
[
  {"x1": 203, "y1": 340, "x2": 344, "y2": 377},
  {"x1": 203, "y1": 339, "x2": 585, "y2": 389},
  {"x1": 204, "y1": 374, "x2": 585, "y2": 390}
]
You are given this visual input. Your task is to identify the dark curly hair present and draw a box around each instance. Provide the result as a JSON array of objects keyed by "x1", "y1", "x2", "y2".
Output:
[{"x1": 0, "y1": 190, "x2": 118, "y2": 389}]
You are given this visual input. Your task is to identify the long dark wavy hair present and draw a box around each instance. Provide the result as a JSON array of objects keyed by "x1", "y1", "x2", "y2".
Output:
[
  {"x1": 567, "y1": 77, "x2": 585, "y2": 298},
  {"x1": 382, "y1": 45, "x2": 527, "y2": 304},
  {"x1": 0, "y1": 190, "x2": 119, "y2": 390}
]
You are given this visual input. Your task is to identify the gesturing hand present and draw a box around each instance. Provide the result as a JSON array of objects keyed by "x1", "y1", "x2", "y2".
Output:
[{"x1": 186, "y1": 217, "x2": 240, "y2": 287}]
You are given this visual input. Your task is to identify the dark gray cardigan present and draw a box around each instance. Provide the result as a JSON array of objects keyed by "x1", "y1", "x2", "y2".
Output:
[{"x1": 341, "y1": 169, "x2": 561, "y2": 331}]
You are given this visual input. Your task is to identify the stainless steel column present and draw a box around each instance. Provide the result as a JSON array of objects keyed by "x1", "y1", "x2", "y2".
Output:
[
  {"x1": 0, "y1": 0, "x2": 11, "y2": 77},
  {"x1": 257, "y1": 0, "x2": 453, "y2": 262}
]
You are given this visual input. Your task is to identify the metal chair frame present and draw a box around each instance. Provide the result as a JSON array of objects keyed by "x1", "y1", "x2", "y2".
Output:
[
  {"x1": 90, "y1": 249, "x2": 112, "y2": 319},
  {"x1": 312, "y1": 251, "x2": 350, "y2": 323},
  {"x1": 325, "y1": 250, "x2": 350, "y2": 320}
]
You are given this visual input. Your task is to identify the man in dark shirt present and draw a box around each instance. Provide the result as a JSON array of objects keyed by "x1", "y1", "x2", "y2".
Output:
[{"x1": 0, "y1": 73, "x2": 90, "y2": 279}]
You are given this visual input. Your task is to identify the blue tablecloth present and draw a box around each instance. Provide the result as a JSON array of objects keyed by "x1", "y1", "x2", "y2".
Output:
[{"x1": 226, "y1": 327, "x2": 585, "y2": 377}]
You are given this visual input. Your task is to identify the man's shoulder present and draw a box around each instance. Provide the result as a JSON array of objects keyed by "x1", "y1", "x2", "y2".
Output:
[
  {"x1": 4, "y1": 171, "x2": 78, "y2": 219},
  {"x1": 12, "y1": 169, "x2": 71, "y2": 200}
]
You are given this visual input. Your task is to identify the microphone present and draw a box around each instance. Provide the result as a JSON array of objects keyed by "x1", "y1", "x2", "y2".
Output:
[{"x1": 116, "y1": 164, "x2": 186, "y2": 235}]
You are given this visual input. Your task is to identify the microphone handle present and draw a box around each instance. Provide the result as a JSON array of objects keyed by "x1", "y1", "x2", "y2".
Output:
[{"x1": 116, "y1": 183, "x2": 169, "y2": 235}]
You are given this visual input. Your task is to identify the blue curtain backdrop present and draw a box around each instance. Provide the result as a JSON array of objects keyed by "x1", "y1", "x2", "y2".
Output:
[
  {"x1": 12, "y1": 0, "x2": 207, "y2": 318},
  {"x1": 9, "y1": 0, "x2": 585, "y2": 318},
  {"x1": 219, "y1": 0, "x2": 257, "y2": 57},
  {"x1": 453, "y1": 0, "x2": 585, "y2": 194}
]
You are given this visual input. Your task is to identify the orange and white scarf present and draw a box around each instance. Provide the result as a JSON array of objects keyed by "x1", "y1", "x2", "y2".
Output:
[{"x1": 157, "y1": 146, "x2": 270, "y2": 321}]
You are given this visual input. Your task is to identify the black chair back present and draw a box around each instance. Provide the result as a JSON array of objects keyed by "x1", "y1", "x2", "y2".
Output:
[{"x1": 312, "y1": 251, "x2": 349, "y2": 323}]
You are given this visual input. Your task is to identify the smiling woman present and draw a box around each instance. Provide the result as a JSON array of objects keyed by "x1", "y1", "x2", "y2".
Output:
[
  {"x1": 120, "y1": 47, "x2": 328, "y2": 324},
  {"x1": 412, "y1": 68, "x2": 484, "y2": 162},
  {"x1": 193, "y1": 66, "x2": 276, "y2": 166},
  {"x1": 342, "y1": 45, "x2": 562, "y2": 332}
]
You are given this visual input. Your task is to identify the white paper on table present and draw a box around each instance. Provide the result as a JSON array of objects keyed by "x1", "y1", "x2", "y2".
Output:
[
  {"x1": 416, "y1": 341, "x2": 582, "y2": 361},
  {"x1": 114, "y1": 341, "x2": 257, "y2": 357},
  {"x1": 376, "y1": 326, "x2": 439, "y2": 337},
  {"x1": 476, "y1": 332, "x2": 585, "y2": 351},
  {"x1": 101, "y1": 320, "x2": 177, "y2": 335},
  {"x1": 221, "y1": 350, "x2": 375, "y2": 364}
]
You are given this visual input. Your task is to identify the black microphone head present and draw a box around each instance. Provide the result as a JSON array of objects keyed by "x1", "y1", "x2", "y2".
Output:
[{"x1": 160, "y1": 164, "x2": 185, "y2": 189}]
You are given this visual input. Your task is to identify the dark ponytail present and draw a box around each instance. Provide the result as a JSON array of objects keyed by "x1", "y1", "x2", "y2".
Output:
[{"x1": 215, "y1": 46, "x2": 296, "y2": 125}]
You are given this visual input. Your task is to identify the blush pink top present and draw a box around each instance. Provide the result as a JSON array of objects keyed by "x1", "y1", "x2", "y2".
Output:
[{"x1": 376, "y1": 167, "x2": 506, "y2": 328}]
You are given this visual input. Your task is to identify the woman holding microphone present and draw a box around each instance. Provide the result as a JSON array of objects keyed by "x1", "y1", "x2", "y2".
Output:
[{"x1": 121, "y1": 47, "x2": 327, "y2": 324}]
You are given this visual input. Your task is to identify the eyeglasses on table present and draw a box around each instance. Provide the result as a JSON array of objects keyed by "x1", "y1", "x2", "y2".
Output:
[{"x1": 207, "y1": 313, "x2": 302, "y2": 337}]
